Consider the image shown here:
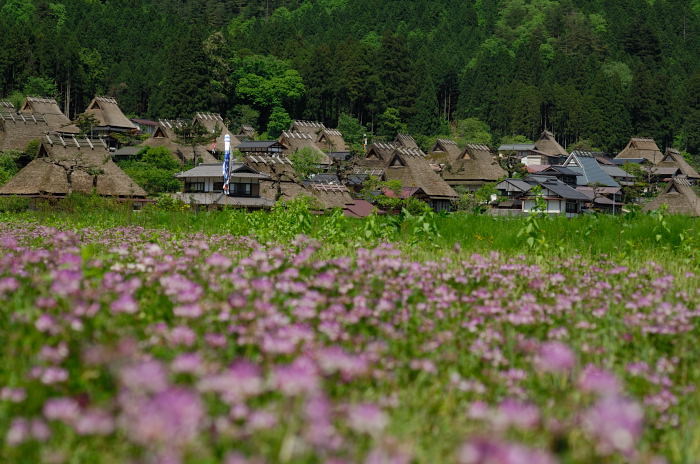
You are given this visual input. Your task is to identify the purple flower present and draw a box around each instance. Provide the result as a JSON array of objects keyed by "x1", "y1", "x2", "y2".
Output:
[
  {"x1": 535, "y1": 341, "x2": 576, "y2": 373},
  {"x1": 583, "y1": 395, "x2": 644, "y2": 455},
  {"x1": 494, "y1": 399, "x2": 540, "y2": 430},
  {"x1": 457, "y1": 438, "x2": 556, "y2": 464},
  {"x1": 578, "y1": 365, "x2": 621, "y2": 396},
  {"x1": 112, "y1": 293, "x2": 139, "y2": 314},
  {"x1": 43, "y1": 397, "x2": 80, "y2": 423},
  {"x1": 120, "y1": 360, "x2": 169, "y2": 393},
  {"x1": 347, "y1": 403, "x2": 388, "y2": 435}
]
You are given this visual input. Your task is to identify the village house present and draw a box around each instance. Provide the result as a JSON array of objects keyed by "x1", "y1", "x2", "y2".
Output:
[
  {"x1": 193, "y1": 112, "x2": 240, "y2": 156},
  {"x1": 142, "y1": 119, "x2": 218, "y2": 164},
  {"x1": 616, "y1": 137, "x2": 664, "y2": 164},
  {"x1": 643, "y1": 178, "x2": 700, "y2": 216},
  {"x1": 650, "y1": 148, "x2": 700, "y2": 183},
  {"x1": 84, "y1": 96, "x2": 137, "y2": 136},
  {"x1": 20, "y1": 97, "x2": 80, "y2": 134},
  {"x1": 359, "y1": 142, "x2": 458, "y2": 211},
  {"x1": 236, "y1": 124, "x2": 257, "y2": 140},
  {"x1": 0, "y1": 133, "x2": 147, "y2": 201},
  {"x1": 430, "y1": 139, "x2": 505, "y2": 191},
  {"x1": 236, "y1": 140, "x2": 285, "y2": 156},
  {"x1": 278, "y1": 131, "x2": 331, "y2": 165},
  {"x1": 495, "y1": 175, "x2": 589, "y2": 216},
  {"x1": 130, "y1": 118, "x2": 160, "y2": 136},
  {"x1": 172, "y1": 162, "x2": 273, "y2": 209},
  {"x1": 0, "y1": 100, "x2": 52, "y2": 152},
  {"x1": 498, "y1": 131, "x2": 568, "y2": 167}
]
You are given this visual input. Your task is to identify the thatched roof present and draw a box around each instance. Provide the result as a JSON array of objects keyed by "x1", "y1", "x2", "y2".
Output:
[
  {"x1": 430, "y1": 138, "x2": 462, "y2": 162},
  {"x1": 317, "y1": 129, "x2": 347, "y2": 152},
  {"x1": 359, "y1": 143, "x2": 457, "y2": 198},
  {"x1": 85, "y1": 96, "x2": 137, "y2": 131},
  {"x1": 656, "y1": 149, "x2": 700, "y2": 180},
  {"x1": 440, "y1": 144, "x2": 505, "y2": 185},
  {"x1": 534, "y1": 130, "x2": 568, "y2": 157},
  {"x1": 395, "y1": 133, "x2": 419, "y2": 149},
  {"x1": 237, "y1": 124, "x2": 257, "y2": 139},
  {"x1": 290, "y1": 120, "x2": 325, "y2": 137},
  {"x1": 142, "y1": 119, "x2": 217, "y2": 164},
  {"x1": 0, "y1": 137, "x2": 146, "y2": 198},
  {"x1": 20, "y1": 97, "x2": 79, "y2": 134},
  {"x1": 193, "y1": 112, "x2": 240, "y2": 153},
  {"x1": 243, "y1": 153, "x2": 298, "y2": 180},
  {"x1": 642, "y1": 178, "x2": 700, "y2": 216},
  {"x1": 0, "y1": 114, "x2": 50, "y2": 152},
  {"x1": 278, "y1": 131, "x2": 331, "y2": 164},
  {"x1": 616, "y1": 138, "x2": 663, "y2": 164}
]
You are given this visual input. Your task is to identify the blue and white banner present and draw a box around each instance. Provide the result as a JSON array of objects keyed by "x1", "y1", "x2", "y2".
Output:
[{"x1": 223, "y1": 134, "x2": 231, "y2": 194}]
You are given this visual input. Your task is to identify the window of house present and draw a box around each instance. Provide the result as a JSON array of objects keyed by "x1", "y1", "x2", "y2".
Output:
[
  {"x1": 185, "y1": 182, "x2": 205, "y2": 193},
  {"x1": 565, "y1": 200, "x2": 578, "y2": 214},
  {"x1": 231, "y1": 183, "x2": 253, "y2": 196},
  {"x1": 213, "y1": 182, "x2": 224, "y2": 192}
]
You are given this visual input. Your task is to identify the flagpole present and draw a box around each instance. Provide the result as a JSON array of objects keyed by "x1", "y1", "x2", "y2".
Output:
[{"x1": 223, "y1": 134, "x2": 231, "y2": 195}]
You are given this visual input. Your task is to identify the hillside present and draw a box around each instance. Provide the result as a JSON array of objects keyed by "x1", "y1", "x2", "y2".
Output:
[{"x1": 2, "y1": 0, "x2": 700, "y2": 153}]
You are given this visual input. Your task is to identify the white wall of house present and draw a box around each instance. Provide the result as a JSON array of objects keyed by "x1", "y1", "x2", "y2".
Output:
[
  {"x1": 521, "y1": 155, "x2": 548, "y2": 166},
  {"x1": 522, "y1": 198, "x2": 580, "y2": 217},
  {"x1": 184, "y1": 176, "x2": 220, "y2": 192}
]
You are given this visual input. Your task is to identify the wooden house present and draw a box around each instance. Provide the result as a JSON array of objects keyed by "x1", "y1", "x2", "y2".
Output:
[
  {"x1": 0, "y1": 101, "x2": 51, "y2": 152},
  {"x1": 496, "y1": 176, "x2": 588, "y2": 216},
  {"x1": 643, "y1": 178, "x2": 700, "y2": 216},
  {"x1": 616, "y1": 138, "x2": 664, "y2": 164},
  {"x1": 562, "y1": 151, "x2": 621, "y2": 188},
  {"x1": 172, "y1": 162, "x2": 273, "y2": 208},
  {"x1": 278, "y1": 131, "x2": 331, "y2": 164},
  {"x1": 193, "y1": 112, "x2": 240, "y2": 155},
  {"x1": 650, "y1": 148, "x2": 700, "y2": 183},
  {"x1": 317, "y1": 128, "x2": 348, "y2": 152},
  {"x1": 431, "y1": 140, "x2": 505, "y2": 190},
  {"x1": 359, "y1": 142, "x2": 457, "y2": 211},
  {"x1": 533, "y1": 130, "x2": 568, "y2": 160},
  {"x1": 142, "y1": 119, "x2": 218, "y2": 164},
  {"x1": 236, "y1": 140, "x2": 285, "y2": 155},
  {"x1": 84, "y1": 96, "x2": 137, "y2": 135},
  {"x1": 20, "y1": 97, "x2": 79, "y2": 134},
  {"x1": 236, "y1": 124, "x2": 257, "y2": 140},
  {"x1": 0, "y1": 134, "x2": 146, "y2": 200}
]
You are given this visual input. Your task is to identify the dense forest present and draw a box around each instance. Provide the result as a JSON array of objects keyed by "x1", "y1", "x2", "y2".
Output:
[{"x1": 2, "y1": 0, "x2": 700, "y2": 154}]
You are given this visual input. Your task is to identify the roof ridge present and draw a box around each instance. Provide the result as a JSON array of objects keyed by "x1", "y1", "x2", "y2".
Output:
[{"x1": 94, "y1": 96, "x2": 118, "y2": 104}]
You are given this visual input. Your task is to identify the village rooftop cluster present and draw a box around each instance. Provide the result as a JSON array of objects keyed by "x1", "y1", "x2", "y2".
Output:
[{"x1": 0, "y1": 96, "x2": 698, "y2": 217}]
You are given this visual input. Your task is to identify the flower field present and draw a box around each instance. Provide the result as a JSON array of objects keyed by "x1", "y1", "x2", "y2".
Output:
[{"x1": 1, "y1": 215, "x2": 700, "y2": 463}]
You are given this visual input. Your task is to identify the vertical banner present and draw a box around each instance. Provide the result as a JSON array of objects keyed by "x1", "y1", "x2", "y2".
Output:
[{"x1": 223, "y1": 134, "x2": 231, "y2": 195}]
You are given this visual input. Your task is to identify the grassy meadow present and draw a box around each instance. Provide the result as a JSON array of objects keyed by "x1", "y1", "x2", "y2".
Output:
[{"x1": 0, "y1": 197, "x2": 699, "y2": 463}]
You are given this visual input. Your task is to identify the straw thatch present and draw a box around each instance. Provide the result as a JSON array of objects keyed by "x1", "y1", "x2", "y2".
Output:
[
  {"x1": 0, "y1": 114, "x2": 49, "y2": 152},
  {"x1": 278, "y1": 131, "x2": 331, "y2": 164},
  {"x1": 316, "y1": 129, "x2": 347, "y2": 152},
  {"x1": 616, "y1": 138, "x2": 664, "y2": 164},
  {"x1": 642, "y1": 178, "x2": 700, "y2": 216},
  {"x1": 237, "y1": 124, "x2": 257, "y2": 139},
  {"x1": 290, "y1": 120, "x2": 325, "y2": 137},
  {"x1": 193, "y1": 112, "x2": 240, "y2": 153},
  {"x1": 20, "y1": 97, "x2": 79, "y2": 134},
  {"x1": 0, "y1": 137, "x2": 146, "y2": 197},
  {"x1": 85, "y1": 96, "x2": 137, "y2": 131},
  {"x1": 394, "y1": 133, "x2": 419, "y2": 149},
  {"x1": 440, "y1": 144, "x2": 506, "y2": 187},
  {"x1": 534, "y1": 130, "x2": 568, "y2": 157},
  {"x1": 142, "y1": 119, "x2": 217, "y2": 164},
  {"x1": 429, "y1": 139, "x2": 462, "y2": 162},
  {"x1": 657, "y1": 149, "x2": 700, "y2": 180}
]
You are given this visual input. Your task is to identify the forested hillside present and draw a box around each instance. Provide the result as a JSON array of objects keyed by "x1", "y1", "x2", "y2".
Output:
[{"x1": 2, "y1": 0, "x2": 700, "y2": 153}]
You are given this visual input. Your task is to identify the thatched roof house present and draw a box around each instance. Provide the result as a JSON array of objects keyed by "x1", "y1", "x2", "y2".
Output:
[
  {"x1": 278, "y1": 131, "x2": 331, "y2": 164},
  {"x1": 643, "y1": 178, "x2": 700, "y2": 216},
  {"x1": 142, "y1": 119, "x2": 217, "y2": 164},
  {"x1": 193, "y1": 112, "x2": 240, "y2": 154},
  {"x1": 359, "y1": 142, "x2": 457, "y2": 210},
  {"x1": 616, "y1": 138, "x2": 664, "y2": 164},
  {"x1": 84, "y1": 96, "x2": 137, "y2": 133},
  {"x1": 236, "y1": 124, "x2": 257, "y2": 140},
  {"x1": 20, "y1": 97, "x2": 79, "y2": 134},
  {"x1": 433, "y1": 142, "x2": 505, "y2": 190},
  {"x1": 395, "y1": 133, "x2": 419, "y2": 149},
  {"x1": 534, "y1": 130, "x2": 568, "y2": 157},
  {"x1": 0, "y1": 107, "x2": 50, "y2": 152},
  {"x1": 290, "y1": 120, "x2": 325, "y2": 137},
  {"x1": 316, "y1": 129, "x2": 347, "y2": 152},
  {"x1": 430, "y1": 138, "x2": 462, "y2": 161},
  {"x1": 0, "y1": 135, "x2": 146, "y2": 198},
  {"x1": 653, "y1": 148, "x2": 700, "y2": 180}
]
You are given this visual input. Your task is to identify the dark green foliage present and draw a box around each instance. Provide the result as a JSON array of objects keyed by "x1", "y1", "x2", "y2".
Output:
[
  {"x1": 0, "y1": 150, "x2": 21, "y2": 186},
  {"x1": 1, "y1": 0, "x2": 700, "y2": 157},
  {"x1": 117, "y1": 147, "x2": 182, "y2": 194}
]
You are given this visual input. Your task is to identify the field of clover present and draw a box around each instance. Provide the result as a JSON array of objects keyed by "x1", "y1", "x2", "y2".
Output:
[{"x1": 1, "y1": 219, "x2": 700, "y2": 464}]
